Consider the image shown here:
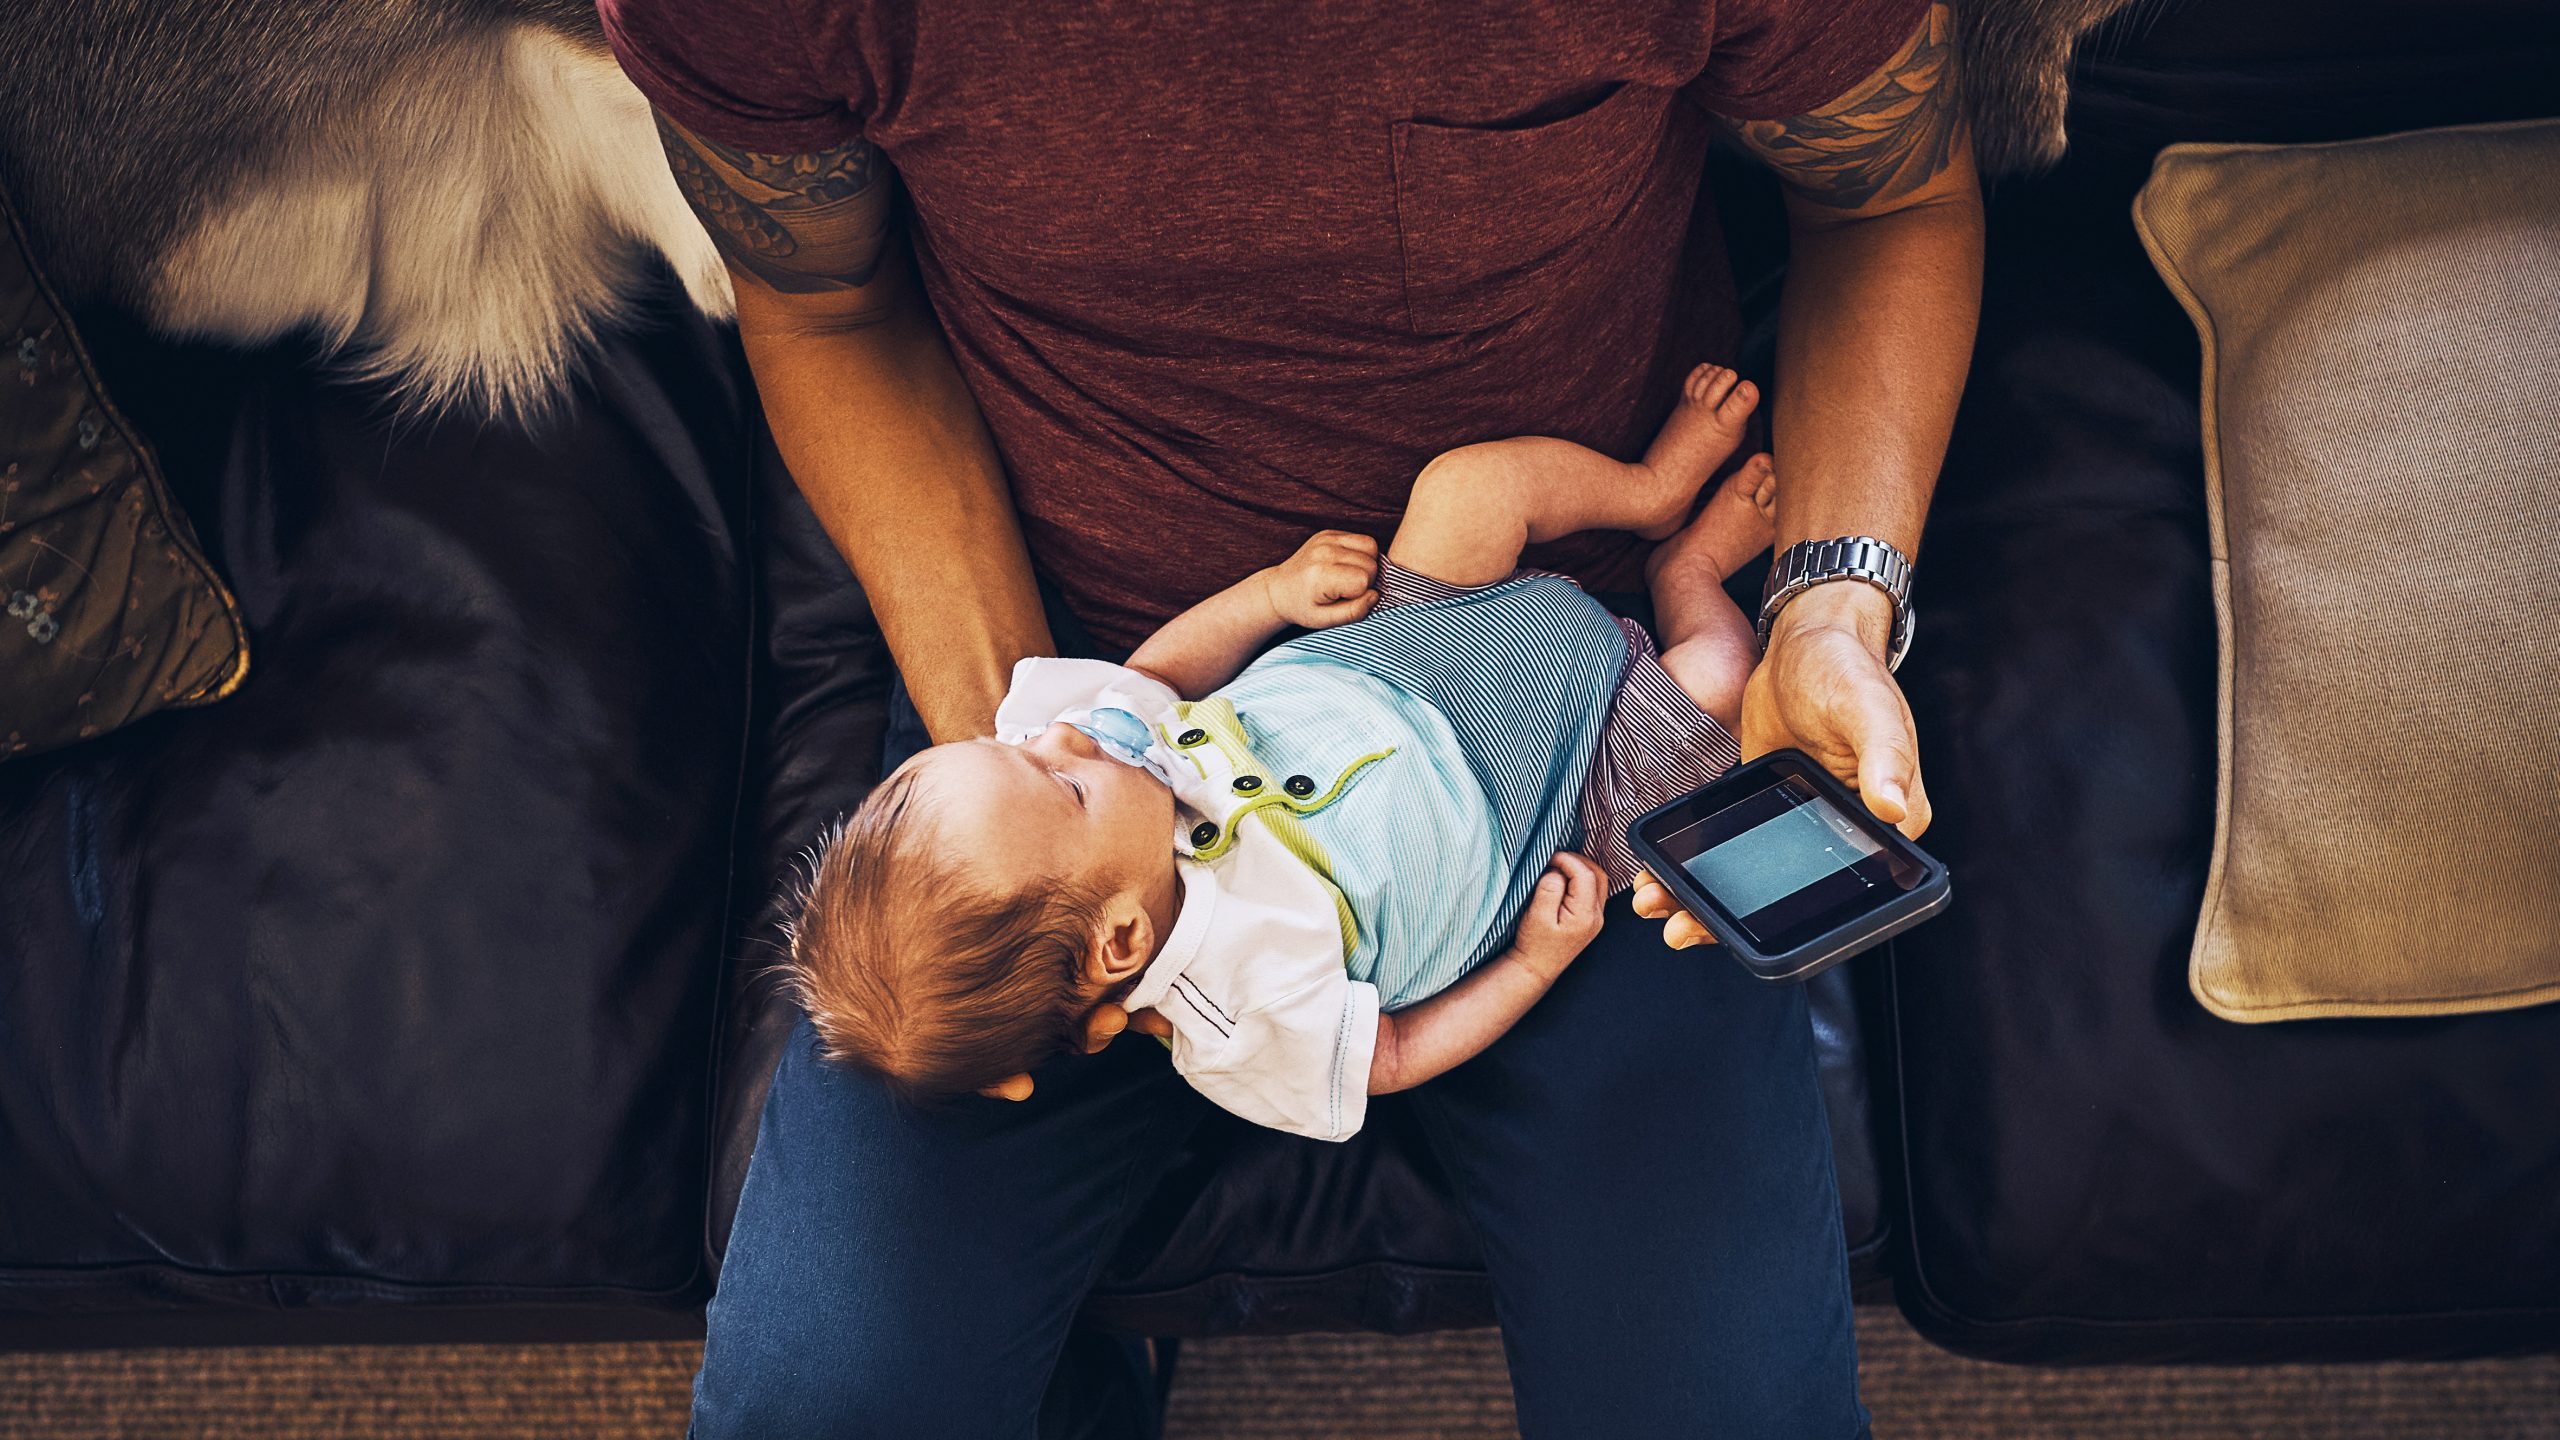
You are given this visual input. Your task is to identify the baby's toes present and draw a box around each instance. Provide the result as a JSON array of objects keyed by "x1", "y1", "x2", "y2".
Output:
[
  {"x1": 1746, "y1": 456, "x2": 1778, "y2": 515},
  {"x1": 1715, "y1": 376, "x2": 1760, "y2": 429},
  {"x1": 1685, "y1": 363, "x2": 1739, "y2": 410}
]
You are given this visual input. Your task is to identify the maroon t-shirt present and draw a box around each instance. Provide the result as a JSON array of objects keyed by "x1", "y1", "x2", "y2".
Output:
[{"x1": 603, "y1": 0, "x2": 1923, "y2": 648}]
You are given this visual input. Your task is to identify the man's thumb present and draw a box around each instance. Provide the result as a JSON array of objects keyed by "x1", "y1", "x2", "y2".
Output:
[{"x1": 1856, "y1": 736, "x2": 1914, "y2": 824}]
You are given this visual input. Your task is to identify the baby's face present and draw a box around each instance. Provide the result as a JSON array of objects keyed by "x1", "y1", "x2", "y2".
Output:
[{"x1": 906, "y1": 723, "x2": 1179, "y2": 907}]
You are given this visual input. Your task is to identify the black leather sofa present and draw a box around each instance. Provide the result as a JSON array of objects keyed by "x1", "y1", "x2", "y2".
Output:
[{"x1": 5, "y1": 0, "x2": 2557, "y2": 1375}]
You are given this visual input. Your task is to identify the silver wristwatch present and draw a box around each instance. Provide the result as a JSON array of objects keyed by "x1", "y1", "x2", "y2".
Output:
[{"x1": 1757, "y1": 536, "x2": 1916, "y2": 672}]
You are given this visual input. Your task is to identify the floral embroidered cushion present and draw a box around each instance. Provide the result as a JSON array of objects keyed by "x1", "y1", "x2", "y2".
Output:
[{"x1": 1, "y1": 181, "x2": 247, "y2": 761}]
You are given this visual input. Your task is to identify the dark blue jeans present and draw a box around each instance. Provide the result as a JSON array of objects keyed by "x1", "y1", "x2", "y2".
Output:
[{"x1": 693, "y1": 622, "x2": 1868, "y2": 1438}]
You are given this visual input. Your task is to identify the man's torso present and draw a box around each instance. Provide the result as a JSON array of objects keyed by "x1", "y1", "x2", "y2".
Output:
[{"x1": 828, "y1": 2, "x2": 1740, "y2": 643}]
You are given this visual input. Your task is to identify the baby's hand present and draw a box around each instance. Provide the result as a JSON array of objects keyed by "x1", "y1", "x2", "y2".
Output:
[
  {"x1": 1262, "y1": 530, "x2": 1380, "y2": 629},
  {"x1": 1511, "y1": 851, "x2": 1608, "y2": 983}
]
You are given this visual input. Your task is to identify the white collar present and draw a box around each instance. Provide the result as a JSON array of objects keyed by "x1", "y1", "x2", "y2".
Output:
[{"x1": 1123, "y1": 856, "x2": 1217, "y2": 1012}]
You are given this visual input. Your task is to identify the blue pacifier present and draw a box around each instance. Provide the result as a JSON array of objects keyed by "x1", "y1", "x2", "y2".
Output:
[{"x1": 1072, "y1": 707, "x2": 1172, "y2": 781}]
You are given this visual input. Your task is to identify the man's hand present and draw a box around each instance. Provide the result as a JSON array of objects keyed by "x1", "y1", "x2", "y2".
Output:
[
  {"x1": 1742, "y1": 581, "x2": 1931, "y2": 839},
  {"x1": 1510, "y1": 852, "x2": 1608, "y2": 982},
  {"x1": 976, "y1": 1003, "x2": 1174, "y2": 1102},
  {"x1": 1630, "y1": 868, "x2": 1717, "y2": 950},
  {"x1": 1634, "y1": 583, "x2": 1930, "y2": 952},
  {"x1": 1260, "y1": 531, "x2": 1380, "y2": 630}
]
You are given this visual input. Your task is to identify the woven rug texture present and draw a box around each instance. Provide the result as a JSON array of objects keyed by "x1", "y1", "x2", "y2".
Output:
[{"x1": 3, "y1": 1310, "x2": 2556, "y2": 1439}]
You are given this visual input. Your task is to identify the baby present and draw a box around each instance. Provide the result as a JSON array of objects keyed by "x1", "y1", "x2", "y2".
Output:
[{"x1": 787, "y1": 365, "x2": 1776, "y2": 1140}]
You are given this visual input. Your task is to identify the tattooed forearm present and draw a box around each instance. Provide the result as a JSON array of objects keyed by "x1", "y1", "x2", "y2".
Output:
[
  {"x1": 1722, "y1": 5, "x2": 1965, "y2": 214},
  {"x1": 654, "y1": 113, "x2": 895, "y2": 295}
]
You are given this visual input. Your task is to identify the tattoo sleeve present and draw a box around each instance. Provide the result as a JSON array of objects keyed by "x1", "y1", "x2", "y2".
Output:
[
  {"x1": 653, "y1": 113, "x2": 897, "y2": 295},
  {"x1": 1719, "y1": 4, "x2": 1966, "y2": 214}
]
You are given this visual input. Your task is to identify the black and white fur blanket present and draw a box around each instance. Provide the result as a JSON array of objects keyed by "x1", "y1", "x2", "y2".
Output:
[
  {"x1": 0, "y1": 0, "x2": 729, "y2": 419},
  {"x1": 0, "y1": 0, "x2": 2133, "y2": 423}
]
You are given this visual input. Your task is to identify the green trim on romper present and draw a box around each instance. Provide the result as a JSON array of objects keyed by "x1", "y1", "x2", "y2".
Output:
[{"x1": 1165, "y1": 698, "x2": 1394, "y2": 960}]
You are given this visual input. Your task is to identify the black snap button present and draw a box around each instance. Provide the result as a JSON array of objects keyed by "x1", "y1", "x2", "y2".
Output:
[
  {"x1": 1190, "y1": 822, "x2": 1219, "y2": 848},
  {"x1": 1283, "y1": 774, "x2": 1316, "y2": 798},
  {"x1": 1176, "y1": 728, "x2": 1207, "y2": 746},
  {"x1": 1231, "y1": 775, "x2": 1263, "y2": 794}
]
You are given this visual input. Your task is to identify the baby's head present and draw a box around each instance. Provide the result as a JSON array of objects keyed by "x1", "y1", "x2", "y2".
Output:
[{"x1": 785, "y1": 721, "x2": 1181, "y2": 1100}]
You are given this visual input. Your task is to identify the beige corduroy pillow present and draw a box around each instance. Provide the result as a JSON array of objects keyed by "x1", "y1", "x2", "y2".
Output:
[{"x1": 2134, "y1": 119, "x2": 2560, "y2": 1023}]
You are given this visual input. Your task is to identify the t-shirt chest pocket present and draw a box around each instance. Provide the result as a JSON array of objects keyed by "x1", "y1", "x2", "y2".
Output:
[{"x1": 1388, "y1": 83, "x2": 1673, "y2": 336}]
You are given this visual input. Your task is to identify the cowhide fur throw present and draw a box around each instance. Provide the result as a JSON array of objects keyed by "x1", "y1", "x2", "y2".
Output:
[
  {"x1": 0, "y1": 1, "x2": 730, "y2": 419},
  {"x1": 0, "y1": 0, "x2": 2132, "y2": 422}
]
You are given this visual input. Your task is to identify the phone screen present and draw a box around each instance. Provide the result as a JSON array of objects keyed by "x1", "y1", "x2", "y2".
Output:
[{"x1": 1645, "y1": 771, "x2": 1924, "y2": 953}]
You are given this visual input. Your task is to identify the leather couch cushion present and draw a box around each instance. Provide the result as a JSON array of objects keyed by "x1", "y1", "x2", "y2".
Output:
[
  {"x1": 0, "y1": 289, "x2": 752, "y2": 1321},
  {"x1": 1883, "y1": 0, "x2": 2560, "y2": 1362},
  {"x1": 2134, "y1": 119, "x2": 2560, "y2": 1021}
]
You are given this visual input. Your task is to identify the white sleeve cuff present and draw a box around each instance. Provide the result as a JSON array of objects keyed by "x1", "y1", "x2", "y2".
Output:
[
  {"x1": 1327, "y1": 979, "x2": 1381, "y2": 1142},
  {"x1": 993, "y1": 657, "x2": 1182, "y2": 743}
]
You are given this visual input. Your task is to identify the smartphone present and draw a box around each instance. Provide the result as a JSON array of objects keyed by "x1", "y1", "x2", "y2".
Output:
[{"x1": 1626, "y1": 749, "x2": 1950, "y2": 982}]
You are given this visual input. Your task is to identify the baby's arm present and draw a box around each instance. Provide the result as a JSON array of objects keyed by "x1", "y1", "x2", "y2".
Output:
[
  {"x1": 1369, "y1": 853, "x2": 1608, "y2": 1094},
  {"x1": 1125, "y1": 531, "x2": 1379, "y2": 697}
]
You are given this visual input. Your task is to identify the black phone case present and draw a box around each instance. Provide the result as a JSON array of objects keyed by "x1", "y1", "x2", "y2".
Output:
[{"x1": 1625, "y1": 749, "x2": 1952, "y2": 983}]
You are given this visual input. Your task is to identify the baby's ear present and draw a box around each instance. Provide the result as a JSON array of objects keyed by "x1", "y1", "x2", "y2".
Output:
[{"x1": 1088, "y1": 901, "x2": 1155, "y2": 986}]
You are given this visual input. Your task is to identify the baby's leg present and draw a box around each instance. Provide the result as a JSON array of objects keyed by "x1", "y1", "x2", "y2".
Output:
[
  {"x1": 1648, "y1": 453, "x2": 1778, "y2": 732},
  {"x1": 1390, "y1": 365, "x2": 1760, "y2": 588}
]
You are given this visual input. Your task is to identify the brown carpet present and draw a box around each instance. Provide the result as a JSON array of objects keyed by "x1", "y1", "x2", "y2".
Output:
[{"x1": 3, "y1": 1310, "x2": 2556, "y2": 1439}]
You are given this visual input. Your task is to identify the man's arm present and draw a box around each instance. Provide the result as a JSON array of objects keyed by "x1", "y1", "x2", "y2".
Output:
[
  {"x1": 655, "y1": 115, "x2": 1052, "y2": 741},
  {"x1": 1726, "y1": 2, "x2": 1978, "y2": 558},
  {"x1": 1639, "y1": 5, "x2": 1978, "y2": 947},
  {"x1": 1727, "y1": 2, "x2": 1979, "y2": 832}
]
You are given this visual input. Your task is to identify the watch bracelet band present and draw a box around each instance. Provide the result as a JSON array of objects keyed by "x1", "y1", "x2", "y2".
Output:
[{"x1": 1756, "y1": 536, "x2": 1915, "y2": 669}]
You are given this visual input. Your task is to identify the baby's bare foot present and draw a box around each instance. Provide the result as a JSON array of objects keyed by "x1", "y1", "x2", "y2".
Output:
[
  {"x1": 1632, "y1": 364, "x2": 1761, "y2": 540},
  {"x1": 1646, "y1": 452, "x2": 1777, "y2": 588}
]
